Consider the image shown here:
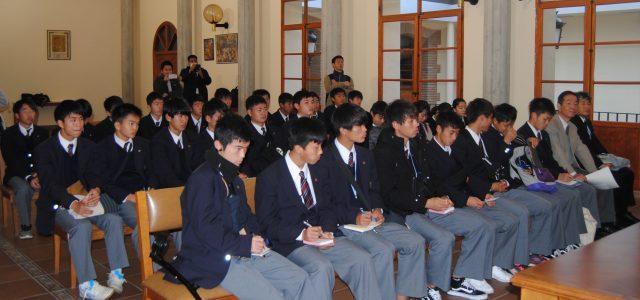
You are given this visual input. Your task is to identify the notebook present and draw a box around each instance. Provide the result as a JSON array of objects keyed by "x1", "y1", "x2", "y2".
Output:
[
  {"x1": 68, "y1": 195, "x2": 105, "y2": 219},
  {"x1": 343, "y1": 221, "x2": 383, "y2": 233},
  {"x1": 303, "y1": 238, "x2": 335, "y2": 247},
  {"x1": 428, "y1": 206, "x2": 455, "y2": 215}
]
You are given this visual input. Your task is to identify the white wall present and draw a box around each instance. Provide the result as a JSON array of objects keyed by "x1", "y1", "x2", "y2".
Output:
[
  {"x1": 510, "y1": 0, "x2": 537, "y2": 124},
  {"x1": 200, "y1": 0, "x2": 239, "y2": 96}
]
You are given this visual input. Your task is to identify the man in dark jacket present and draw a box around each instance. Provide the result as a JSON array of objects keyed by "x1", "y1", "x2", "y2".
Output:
[
  {"x1": 137, "y1": 92, "x2": 168, "y2": 140},
  {"x1": 240, "y1": 95, "x2": 285, "y2": 177},
  {"x1": 179, "y1": 55, "x2": 212, "y2": 103}
]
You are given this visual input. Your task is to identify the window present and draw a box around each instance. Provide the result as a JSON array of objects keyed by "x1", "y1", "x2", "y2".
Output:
[
  {"x1": 536, "y1": 0, "x2": 640, "y2": 122},
  {"x1": 281, "y1": 0, "x2": 322, "y2": 97},
  {"x1": 379, "y1": 0, "x2": 463, "y2": 104}
]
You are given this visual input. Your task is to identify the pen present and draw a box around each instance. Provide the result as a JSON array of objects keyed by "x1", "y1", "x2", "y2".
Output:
[{"x1": 303, "y1": 220, "x2": 322, "y2": 238}]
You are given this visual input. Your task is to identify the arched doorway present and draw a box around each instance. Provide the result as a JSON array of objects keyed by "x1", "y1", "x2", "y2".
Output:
[{"x1": 152, "y1": 21, "x2": 177, "y2": 80}]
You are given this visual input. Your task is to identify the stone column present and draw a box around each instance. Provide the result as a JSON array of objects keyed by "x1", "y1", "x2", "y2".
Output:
[
  {"x1": 121, "y1": 0, "x2": 134, "y2": 103},
  {"x1": 321, "y1": 0, "x2": 342, "y2": 106},
  {"x1": 238, "y1": 0, "x2": 256, "y2": 115},
  {"x1": 483, "y1": 0, "x2": 511, "y2": 104},
  {"x1": 177, "y1": 0, "x2": 193, "y2": 71},
  {"x1": 193, "y1": 0, "x2": 203, "y2": 60}
]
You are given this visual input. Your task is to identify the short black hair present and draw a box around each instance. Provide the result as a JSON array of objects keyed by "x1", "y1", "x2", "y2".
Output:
[
  {"x1": 452, "y1": 98, "x2": 466, "y2": 108},
  {"x1": 187, "y1": 54, "x2": 197, "y2": 61},
  {"x1": 252, "y1": 89, "x2": 271, "y2": 99},
  {"x1": 76, "y1": 99, "x2": 92, "y2": 118},
  {"x1": 529, "y1": 98, "x2": 556, "y2": 116},
  {"x1": 13, "y1": 99, "x2": 38, "y2": 114},
  {"x1": 165, "y1": 98, "x2": 191, "y2": 117},
  {"x1": 557, "y1": 90, "x2": 577, "y2": 105},
  {"x1": 332, "y1": 103, "x2": 369, "y2": 132},
  {"x1": 370, "y1": 101, "x2": 388, "y2": 116},
  {"x1": 331, "y1": 55, "x2": 344, "y2": 64},
  {"x1": 386, "y1": 100, "x2": 417, "y2": 126},
  {"x1": 104, "y1": 96, "x2": 124, "y2": 113},
  {"x1": 414, "y1": 100, "x2": 430, "y2": 115},
  {"x1": 288, "y1": 118, "x2": 326, "y2": 150},
  {"x1": 493, "y1": 103, "x2": 518, "y2": 123},
  {"x1": 293, "y1": 90, "x2": 310, "y2": 105},
  {"x1": 192, "y1": 94, "x2": 206, "y2": 104},
  {"x1": 436, "y1": 111, "x2": 465, "y2": 130},
  {"x1": 214, "y1": 88, "x2": 232, "y2": 99},
  {"x1": 348, "y1": 90, "x2": 363, "y2": 101},
  {"x1": 245, "y1": 95, "x2": 267, "y2": 110},
  {"x1": 54, "y1": 100, "x2": 84, "y2": 122},
  {"x1": 160, "y1": 60, "x2": 173, "y2": 69},
  {"x1": 112, "y1": 103, "x2": 142, "y2": 123},
  {"x1": 146, "y1": 92, "x2": 163, "y2": 106},
  {"x1": 308, "y1": 91, "x2": 320, "y2": 100},
  {"x1": 203, "y1": 98, "x2": 226, "y2": 118},
  {"x1": 278, "y1": 92, "x2": 293, "y2": 104},
  {"x1": 576, "y1": 91, "x2": 591, "y2": 102},
  {"x1": 215, "y1": 114, "x2": 252, "y2": 147},
  {"x1": 330, "y1": 87, "x2": 346, "y2": 99},
  {"x1": 466, "y1": 98, "x2": 494, "y2": 124},
  {"x1": 437, "y1": 102, "x2": 453, "y2": 114}
]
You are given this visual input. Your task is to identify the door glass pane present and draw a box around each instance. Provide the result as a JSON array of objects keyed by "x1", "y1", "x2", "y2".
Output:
[
  {"x1": 420, "y1": 49, "x2": 456, "y2": 81},
  {"x1": 594, "y1": 44, "x2": 640, "y2": 81},
  {"x1": 284, "y1": 55, "x2": 303, "y2": 78},
  {"x1": 593, "y1": 84, "x2": 640, "y2": 122},
  {"x1": 307, "y1": 53, "x2": 321, "y2": 79},
  {"x1": 382, "y1": 0, "x2": 418, "y2": 15},
  {"x1": 542, "y1": 7, "x2": 585, "y2": 44},
  {"x1": 383, "y1": 51, "x2": 414, "y2": 79},
  {"x1": 595, "y1": 3, "x2": 640, "y2": 42},
  {"x1": 284, "y1": 30, "x2": 302, "y2": 53},
  {"x1": 284, "y1": 0, "x2": 304, "y2": 25},
  {"x1": 421, "y1": 17, "x2": 458, "y2": 48},
  {"x1": 541, "y1": 83, "x2": 584, "y2": 102},
  {"x1": 541, "y1": 45, "x2": 584, "y2": 81},
  {"x1": 284, "y1": 79, "x2": 303, "y2": 94},
  {"x1": 383, "y1": 21, "x2": 415, "y2": 49},
  {"x1": 382, "y1": 81, "x2": 413, "y2": 102},
  {"x1": 307, "y1": 28, "x2": 321, "y2": 54},
  {"x1": 307, "y1": 0, "x2": 322, "y2": 23},
  {"x1": 421, "y1": 0, "x2": 459, "y2": 12},
  {"x1": 419, "y1": 82, "x2": 455, "y2": 104}
]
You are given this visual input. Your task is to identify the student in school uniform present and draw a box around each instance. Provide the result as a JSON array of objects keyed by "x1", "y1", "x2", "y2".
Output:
[
  {"x1": 94, "y1": 96, "x2": 124, "y2": 142},
  {"x1": 77, "y1": 99, "x2": 98, "y2": 142},
  {"x1": 198, "y1": 98, "x2": 226, "y2": 153},
  {"x1": 317, "y1": 103, "x2": 434, "y2": 300},
  {"x1": 169, "y1": 115, "x2": 314, "y2": 300},
  {"x1": 240, "y1": 95, "x2": 285, "y2": 178},
  {"x1": 309, "y1": 91, "x2": 325, "y2": 121},
  {"x1": 452, "y1": 98, "x2": 468, "y2": 126},
  {"x1": 137, "y1": 92, "x2": 168, "y2": 140},
  {"x1": 1, "y1": 99, "x2": 49, "y2": 239},
  {"x1": 151, "y1": 98, "x2": 204, "y2": 189},
  {"x1": 572, "y1": 92, "x2": 638, "y2": 226},
  {"x1": 323, "y1": 87, "x2": 346, "y2": 136},
  {"x1": 346, "y1": 90, "x2": 372, "y2": 148},
  {"x1": 451, "y1": 99, "x2": 541, "y2": 272},
  {"x1": 375, "y1": 100, "x2": 491, "y2": 299},
  {"x1": 87, "y1": 103, "x2": 158, "y2": 254},
  {"x1": 546, "y1": 91, "x2": 616, "y2": 236},
  {"x1": 368, "y1": 101, "x2": 387, "y2": 149},
  {"x1": 186, "y1": 95, "x2": 208, "y2": 135},
  {"x1": 214, "y1": 88, "x2": 233, "y2": 112},
  {"x1": 517, "y1": 98, "x2": 587, "y2": 254},
  {"x1": 268, "y1": 92, "x2": 293, "y2": 128},
  {"x1": 36, "y1": 100, "x2": 128, "y2": 299},
  {"x1": 244, "y1": 89, "x2": 273, "y2": 123},
  {"x1": 415, "y1": 100, "x2": 433, "y2": 143},
  {"x1": 274, "y1": 90, "x2": 318, "y2": 150},
  {"x1": 482, "y1": 104, "x2": 558, "y2": 263},
  {"x1": 256, "y1": 118, "x2": 382, "y2": 300}
]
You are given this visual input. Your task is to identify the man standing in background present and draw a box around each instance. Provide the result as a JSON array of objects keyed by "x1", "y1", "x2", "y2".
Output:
[{"x1": 180, "y1": 55, "x2": 211, "y2": 104}]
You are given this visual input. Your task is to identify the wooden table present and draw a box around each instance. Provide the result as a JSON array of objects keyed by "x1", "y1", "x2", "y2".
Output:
[{"x1": 513, "y1": 224, "x2": 640, "y2": 299}]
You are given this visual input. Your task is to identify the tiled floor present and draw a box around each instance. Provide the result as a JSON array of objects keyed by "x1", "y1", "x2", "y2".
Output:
[{"x1": 1, "y1": 197, "x2": 638, "y2": 300}]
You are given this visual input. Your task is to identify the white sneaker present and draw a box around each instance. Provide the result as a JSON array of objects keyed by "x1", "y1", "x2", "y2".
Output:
[
  {"x1": 466, "y1": 278, "x2": 494, "y2": 294},
  {"x1": 491, "y1": 266, "x2": 513, "y2": 283},
  {"x1": 79, "y1": 280, "x2": 114, "y2": 300},
  {"x1": 18, "y1": 230, "x2": 33, "y2": 240},
  {"x1": 107, "y1": 269, "x2": 126, "y2": 294},
  {"x1": 426, "y1": 287, "x2": 442, "y2": 300}
]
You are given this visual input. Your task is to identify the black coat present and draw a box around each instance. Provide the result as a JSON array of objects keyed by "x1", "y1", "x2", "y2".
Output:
[
  {"x1": 268, "y1": 111, "x2": 289, "y2": 128},
  {"x1": 570, "y1": 116, "x2": 605, "y2": 165},
  {"x1": 240, "y1": 124, "x2": 285, "y2": 177},
  {"x1": 451, "y1": 129, "x2": 500, "y2": 198},
  {"x1": 483, "y1": 126, "x2": 521, "y2": 187},
  {"x1": 82, "y1": 123, "x2": 98, "y2": 142},
  {"x1": 93, "y1": 117, "x2": 115, "y2": 142},
  {"x1": 137, "y1": 114, "x2": 168, "y2": 141},
  {"x1": 1, "y1": 125, "x2": 49, "y2": 185},
  {"x1": 179, "y1": 67, "x2": 212, "y2": 103},
  {"x1": 517, "y1": 123, "x2": 565, "y2": 177},
  {"x1": 425, "y1": 139, "x2": 471, "y2": 208},
  {"x1": 186, "y1": 115, "x2": 207, "y2": 135},
  {"x1": 197, "y1": 129, "x2": 215, "y2": 155},
  {"x1": 151, "y1": 128, "x2": 204, "y2": 188}
]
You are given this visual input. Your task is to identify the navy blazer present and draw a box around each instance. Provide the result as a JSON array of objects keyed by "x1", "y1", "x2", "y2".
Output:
[
  {"x1": 425, "y1": 139, "x2": 470, "y2": 208},
  {"x1": 186, "y1": 116, "x2": 207, "y2": 135},
  {"x1": 170, "y1": 152, "x2": 259, "y2": 289},
  {"x1": 197, "y1": 129, "x2": 215, "y2": 155},
  {"x1": 268, "y1": 111, "x2": 288, "y2": 128},
  {"x1": 137, "y1": 114, "x2": 168, "y2": 141},
  {"x1": 35, "y1": 136, "x2": 97, "y2": 209},
  {"x1": 93, "y1": 117, "x2": 115, "y2": 142},
  {"x1": 316, "y1": 141, "x2": 384, "y2": 225},
  {"x1": 0, "y1": 124, "x2": 49, "y2": 185},
  {"x1": 88, "y1": 135, "x2": 158, "y2": 205},
  {"x1": 82, "y1": 123, "x2": 99, "y2": 142},
  {"x1": 255, "y1": 158, "x2": 338, "y2": 257},
  {"x1": 240, "y1": 124, "x2": 285, "y2": 177},
  {"x1": 483, "y1": 126, "x2": 521, "y2": 188},
  {"x1": 517, "y1": 123, "x2": 565, "y2": 177},
  {"x1": 570, "y1": 116, "x2": 605, "y2": 165},
  {"x1": 452, "y1": 129, "x2": 500, "y2": 198},
  {"x1": 151, "y1": 128, "x2": 204, "y2": 188}
]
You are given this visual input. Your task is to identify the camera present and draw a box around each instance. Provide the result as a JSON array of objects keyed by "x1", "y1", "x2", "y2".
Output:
[{"x1": 194, "y1": 64, "x2": 201, "y2": 71}]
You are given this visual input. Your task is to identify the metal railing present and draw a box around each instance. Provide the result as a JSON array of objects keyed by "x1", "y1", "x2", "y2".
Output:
[{"x1": 594, "y1": 111, "x2": 640, "y2": 123}]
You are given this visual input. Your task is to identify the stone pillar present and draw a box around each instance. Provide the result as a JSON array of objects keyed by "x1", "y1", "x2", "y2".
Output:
[
  {"x1": 483, "y1": 0, "x2": 511, "y2": 104},
  {"x1": 193, "y1": 0, "x2": 203, "y2": 60},
  {"x1": 177, "y1": 0, "x2": 193, "y2": 71},
  {"x1": 238, "y1": 0, "x2": 256, "y2": 115},
  {"x1": 121, "y1": 0, "x2": 134, "y2": 103},
  {"x1": 321, "y1": 0, "x2": 342, "y2": 106}
]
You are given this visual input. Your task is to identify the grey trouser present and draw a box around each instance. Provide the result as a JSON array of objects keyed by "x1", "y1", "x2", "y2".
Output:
[
  {"x1": 55, "y1": 210, "x2": 129, "y2": 284},
  {"x1": 8, "y1": 177, "x2": 35, "y2": 227},
  {"x1": 463, "y1": 202, "x2": 519, "y2": 269},
  {"x1": 538, "y1": 185, "x2": 584, "y2": 247},
  {"x1": 340, "y1": 222, "x2": 427, "y2": 299}
]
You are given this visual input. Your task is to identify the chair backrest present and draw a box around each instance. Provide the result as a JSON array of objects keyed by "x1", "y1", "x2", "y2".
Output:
[
  {"x1": 242, "y1": 177, "x2": 256, "y2": 214},
  {"x1": 135, "y1": 187, "x2": 184, "y2": 281}
]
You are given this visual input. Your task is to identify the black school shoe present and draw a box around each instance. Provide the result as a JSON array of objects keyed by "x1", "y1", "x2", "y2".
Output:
[{"x1": 447, "y1": 278, "x2": 488, "y2": 300}]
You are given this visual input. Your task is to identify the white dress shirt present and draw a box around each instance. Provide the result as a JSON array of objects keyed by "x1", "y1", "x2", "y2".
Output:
[
  {"x1": 58, "y1": 132, "x2": 77, "y2": 155},
  {"x1": 19, "y1": 123, "x2": 34, "y2": 136},
  {"x1": 285, "y1": 152, "x2": 317, "y2": 241}
]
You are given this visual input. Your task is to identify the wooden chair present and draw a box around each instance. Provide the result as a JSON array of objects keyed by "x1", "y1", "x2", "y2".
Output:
[
  {"x1": 1, "y1": 186, "x2": 11, "y2": 227},
  {"x1": 135, "y1": 187, "x2": 236, "y2": 300},
  {"x1": 242, "y1": 177, "x2": 256, "y2": 213}
]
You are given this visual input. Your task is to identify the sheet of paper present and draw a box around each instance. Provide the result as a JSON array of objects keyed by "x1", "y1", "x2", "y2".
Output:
[
  {"x1": 68, "y1": 195, "x2": 105, "y2": 219},
  {"x1": 252, "y1": 247, "x2": 271, "y2": 257},
  {"x1": 303, "y1": 238, "x2": 335, "y2": 247},
  {"x1": 343, "y1": 221, "x2": 383, "y2": 233},
  {"x1": 586, "y1": 167, "x2": 619, "y2": 190},
  {"x1": 428, "y1": 206, "x2": 455, "y2": 215}
]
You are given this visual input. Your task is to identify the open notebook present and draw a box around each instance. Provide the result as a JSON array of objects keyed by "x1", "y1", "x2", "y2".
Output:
[
  {"x1": 68, "y1": 195, "x2": 105, "y2": 219},
  {"x1": 343, "y1": 220, "x2": 383, "y2": 233},
  {"x1": 303, "y1": 238, "x2": 335, "y2": 247}
]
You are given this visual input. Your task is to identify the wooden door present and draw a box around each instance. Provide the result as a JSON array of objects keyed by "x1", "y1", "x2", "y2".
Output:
[{"x1": 152, "y1": 22, "x2": 178, "y2": 81}]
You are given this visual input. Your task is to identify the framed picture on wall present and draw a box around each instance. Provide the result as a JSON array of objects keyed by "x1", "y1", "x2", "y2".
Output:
[
  {"x1": 204, "y1": 38, "x2": 215, "y2": 61},
  {"x1": 47, "y1": 30, "x2": 71, "y2": 60},
  {"x1": 215, "y1": 33, "x2": 238, "y2": 64}
]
